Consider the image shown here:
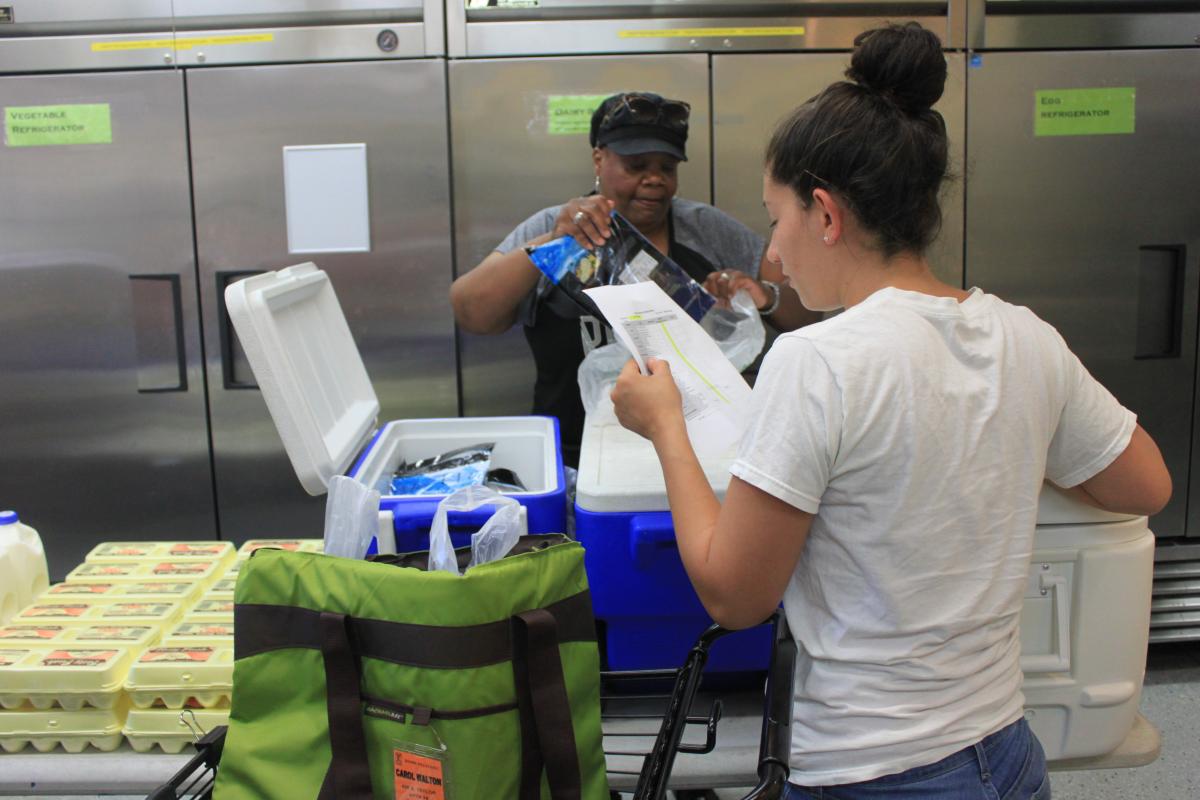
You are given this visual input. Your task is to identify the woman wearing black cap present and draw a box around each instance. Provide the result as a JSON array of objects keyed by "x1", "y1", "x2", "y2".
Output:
[
  {"x1": 611, "y1": 23, "x2": 1169, "y2": 799},
  {"x1": 450, "y1": 91, "x2": 816, "y2": 466}
]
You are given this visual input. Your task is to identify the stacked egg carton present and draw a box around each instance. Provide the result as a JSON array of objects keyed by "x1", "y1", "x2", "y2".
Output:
[
  {"x1": 0, "y1": 541, "x2": 233, "y2": 754},
  {"x1": 123, "y1": 538, "x2": 323, "y2": 753}
]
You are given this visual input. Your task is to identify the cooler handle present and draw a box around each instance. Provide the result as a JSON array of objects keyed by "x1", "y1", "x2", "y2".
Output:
[
  {"x1": 390, "y1": 505, "x2": 499, "y2": 533},
  {"x1": 1021, "y1": 573, "x2": 1072, "y2": 673},
  {"x1": 630, "y1": 517, "x2": 677, "y2": 571}
]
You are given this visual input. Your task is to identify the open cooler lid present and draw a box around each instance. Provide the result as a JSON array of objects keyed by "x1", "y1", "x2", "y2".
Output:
[{"x1": 224, "y1": 263, "x2": 379, "y2": 496}]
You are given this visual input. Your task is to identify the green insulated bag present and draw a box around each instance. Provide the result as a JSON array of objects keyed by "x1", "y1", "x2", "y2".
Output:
[{"x1": 213, "y1": 535, "x2": 609, "y2": 799}]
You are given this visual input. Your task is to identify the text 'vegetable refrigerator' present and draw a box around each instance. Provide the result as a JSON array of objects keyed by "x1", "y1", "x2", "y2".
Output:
[
  {"x1": 224, "y1": 263, "x2": 567, "y2": 546},
  {"x1": 575, "y1": 404, "x2": 1153, "y2": 760}
]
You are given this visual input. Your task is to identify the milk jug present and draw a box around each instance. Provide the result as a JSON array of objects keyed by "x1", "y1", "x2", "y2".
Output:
[{"x1": 0, "y1": 511, "x2": 49, "y2": 624}]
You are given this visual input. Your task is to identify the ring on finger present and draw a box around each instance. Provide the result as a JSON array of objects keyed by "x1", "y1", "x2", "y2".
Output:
[
  {"x1": 573, "y1": 210, "x2": 586, "y2": 224},
  {"x1": 720, "y1": 272, "x2": 731, "y2": 281}
]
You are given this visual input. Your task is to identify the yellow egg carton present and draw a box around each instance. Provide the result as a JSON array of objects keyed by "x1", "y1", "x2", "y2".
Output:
[
  {"x1": 0, "y1": 646, "x2": 135, "y2": 710},
  {"x1": 40, "y1": 580, "x2": 204, "y2": 606},
  {"x1": 209, "y1": 577, "x2": 238, "y2": 598},
  {"x1": 14, "y1": 599, "x2": 185, "y2": 629},
  {"x1": 66, "y1": 559, "x2": 225, "y2": 586},
  {"x1": 124, "y1": 645, "x2": 234, "y2": 709},
  {"x1": 85, "y1": 541, "x2": 235, "y2": 566},
  {"x1": 124, "y1": 705, "x2": 230, "y2": 754},
  {"x1": 0, "y1": 623, "x2": 161, "y2": 650},
  {"x1": 164, "y1": 620, "x2": 235, "y2": 647},
  {"x1": 0, "y1": 696, "x2": 129, "y2": 753},
  {"x1": 236, "y1": 538, "x2": 323, "y2": 559},
  {"x1": 186, "y1": 599, "x2": 235, "y2": 624}
]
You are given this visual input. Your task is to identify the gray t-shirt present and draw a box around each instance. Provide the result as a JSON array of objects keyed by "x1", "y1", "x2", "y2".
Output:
[{"x1": 496, "y1": 196, "x2": 765, "y2": 326}]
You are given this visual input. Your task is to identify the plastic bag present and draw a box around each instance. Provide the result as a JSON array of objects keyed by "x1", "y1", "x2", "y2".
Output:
[
  {"x1": 428, "y1": 485, "x2": 526, "y2": 576},
  {"x1": 576, "y1": 288, "x2": 765, "y2": 417},
  {"x1": 526, "y1": 238, "x2": 608, "y2": 321},
  {"x1": 323, "y1": 475, "x2": 382, "y2": 560},
  {"x1": 389, "y1": 443, "x2": 495, "y2": 496}
]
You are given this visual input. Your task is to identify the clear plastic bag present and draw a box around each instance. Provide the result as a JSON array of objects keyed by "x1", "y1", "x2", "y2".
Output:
[
  {"x1": 576, "y1": 288, "x2": 765, "y2": 417},
  {"x1": 428, "y1": 486, "x2": 526, "y2": 576},
  {"x1": 323, "y1": 476, "x2": 382, "y2": 560}
]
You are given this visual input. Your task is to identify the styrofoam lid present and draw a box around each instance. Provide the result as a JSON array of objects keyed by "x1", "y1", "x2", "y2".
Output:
[
  {"x1": 576, "y1": 403, "x2": 735, "y2": 513},
  {"x1": 224, "y1": 263, "x2": 379, "y2": 495}
]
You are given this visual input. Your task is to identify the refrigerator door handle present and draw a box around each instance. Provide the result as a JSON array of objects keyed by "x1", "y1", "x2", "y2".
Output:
[
  {"x1": 130, "y1": 274, "x2": 188, "y2": 393},
  {"x1": 1135, "y1": 245, "x2": 1186, "y2": 360},
  {"x1": 216, "y1": 270, "x2": 264, "y2": 390}
]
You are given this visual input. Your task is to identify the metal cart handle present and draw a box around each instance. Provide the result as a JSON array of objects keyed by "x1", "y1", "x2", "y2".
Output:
[{"x1": 742, "y1": 610, "x2": 797, "y2": 799}]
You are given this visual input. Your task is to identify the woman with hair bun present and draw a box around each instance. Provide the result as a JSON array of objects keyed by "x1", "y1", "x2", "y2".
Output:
[{"x1": 612, "y1": 22, "x2": 1170, "y2": 799}]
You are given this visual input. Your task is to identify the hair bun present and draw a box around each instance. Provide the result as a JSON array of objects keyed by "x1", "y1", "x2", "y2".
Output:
[{"x1": 845, "y1": 22, "x2": 946, "y2": 115}]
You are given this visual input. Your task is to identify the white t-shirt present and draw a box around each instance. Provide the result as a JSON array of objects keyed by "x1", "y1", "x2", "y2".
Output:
[{"x1": 729, "y1": 287, "x2": 1135, "y2": 786}]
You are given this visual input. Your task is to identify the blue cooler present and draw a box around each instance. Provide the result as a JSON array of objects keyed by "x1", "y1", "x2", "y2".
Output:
[
  {"x1": 225, "y1": 263, "x2": 567, "y2": 549},
  {"x1": 349, "y1": 416, "x2": 566, "y2": 552},
  {"x1": 574, "y1": 405, "x2": 772, "y2": 673}
]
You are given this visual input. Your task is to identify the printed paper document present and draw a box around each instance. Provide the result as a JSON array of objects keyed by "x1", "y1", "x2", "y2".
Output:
[{"x1": 584, "y1": 281, "x2": 751, "y2": 455}]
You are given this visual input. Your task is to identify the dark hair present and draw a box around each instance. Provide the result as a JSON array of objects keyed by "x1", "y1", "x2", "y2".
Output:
[{"x1": 765, "y1": 22, "x2": 950, "y2": 258}]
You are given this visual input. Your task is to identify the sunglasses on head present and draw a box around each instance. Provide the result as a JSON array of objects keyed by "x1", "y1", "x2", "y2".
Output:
[{"x1": 603, "y1": 94, "x2": 691, "y2": 133}]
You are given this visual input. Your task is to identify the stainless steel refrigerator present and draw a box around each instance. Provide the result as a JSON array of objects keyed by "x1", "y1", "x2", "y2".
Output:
[
  {"x1": 965, "y1": 49, "x2": 1200, "y2": 541},
  {"x1": 187, "y1": 58, "x2": 457, "y2": 542},
  {"x1": 0, "y1": 70, "x2": 216, "y2": 578}
]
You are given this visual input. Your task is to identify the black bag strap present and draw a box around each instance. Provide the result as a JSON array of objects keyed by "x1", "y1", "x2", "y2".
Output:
[
  {"x1": 511, "y1": 608, "x2": 582, "y2": 800},
  {"x1": 317, "y1": 611, "x2": 374, "y2": 800},
  {"x1": 235, "y1": 590, "x2": 596, "y2": 668}
]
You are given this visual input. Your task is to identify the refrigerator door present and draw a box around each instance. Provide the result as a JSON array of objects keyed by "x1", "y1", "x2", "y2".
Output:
[
  {"x1": 0, "y1": 70, "x2": 216, "y2": 577},
  {"x1": 966, "y1": 49, "x2": 1200, "y2": 538},
  {"x1": 450, "y1": 54, "x2": 711, "y2": 424},
  {"x1": 188, "y1": 59, "x2": 456, "y2": 540},
  {"x1": 712, "y1": 52, "x2": 967, "y2": 288}
]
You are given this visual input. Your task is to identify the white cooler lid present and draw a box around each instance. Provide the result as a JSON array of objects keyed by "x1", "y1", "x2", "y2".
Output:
[
  {"x1": 576, "y1": 402, "x2": 736, "y2": 513},
  {"x1": 224, "y1": 263, "x2": 379, "y2": 496}
]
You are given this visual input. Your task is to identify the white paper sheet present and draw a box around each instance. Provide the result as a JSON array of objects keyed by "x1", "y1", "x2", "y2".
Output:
[
  {"x1": 584, "y1": 281, "x2": 751, "y2": 455},
  {"x1": 283, "y1": 143, "x2": 371, "y2": 254}
]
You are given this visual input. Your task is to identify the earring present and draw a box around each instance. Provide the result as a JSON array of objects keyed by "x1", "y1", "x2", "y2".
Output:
[
  {"x1": 823, "y1": 235, "x2": 831, "y2": 244},
  {"x1": 594, "y1": 175, "x2": 601, "y2": 193}
]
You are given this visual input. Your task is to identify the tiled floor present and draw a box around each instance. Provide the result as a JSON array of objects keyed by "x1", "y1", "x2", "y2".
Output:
[{"x1": 5, "y1": 644, "x2": 1199, "y2": 799}]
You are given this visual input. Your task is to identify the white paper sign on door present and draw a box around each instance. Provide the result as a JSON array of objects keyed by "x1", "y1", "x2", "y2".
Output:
[{"x1": 283, "y1": 143, "x2": 370, "y2": 254}]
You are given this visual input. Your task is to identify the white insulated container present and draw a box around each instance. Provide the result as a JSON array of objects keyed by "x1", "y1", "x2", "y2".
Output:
[{"x1": 223, "y1": 263, "x2": 566, "y2": 551}]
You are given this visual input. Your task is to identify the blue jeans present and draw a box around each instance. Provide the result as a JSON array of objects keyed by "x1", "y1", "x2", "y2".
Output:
[{"x1": 783, "y1": 718, "x2": 1051, "y2": 799}]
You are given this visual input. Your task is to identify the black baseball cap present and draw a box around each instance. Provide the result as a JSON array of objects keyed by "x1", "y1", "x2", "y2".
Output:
[{"x1": 589, "y1": 92, "x2": 690, "y2": 162}]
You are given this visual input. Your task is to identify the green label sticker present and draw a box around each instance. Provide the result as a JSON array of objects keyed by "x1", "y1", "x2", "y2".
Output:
[
  {"x1": 5, "y1": 103, "x2": 112, "y2": 147},
  {"x1": 547, "y1": 95, "x2": 609, "y2": 136},
  {"x1": 1034, "y1": 88, "x2": 1135, "y2": 137}
]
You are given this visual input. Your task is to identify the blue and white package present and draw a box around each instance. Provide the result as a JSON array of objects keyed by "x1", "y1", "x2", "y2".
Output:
[
  {"x1": 389, "y1": 442, "x2": 494, "y2": 496},
  {"x1": 527, "y1": 236, "x2": 603, "y2": 286}
]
